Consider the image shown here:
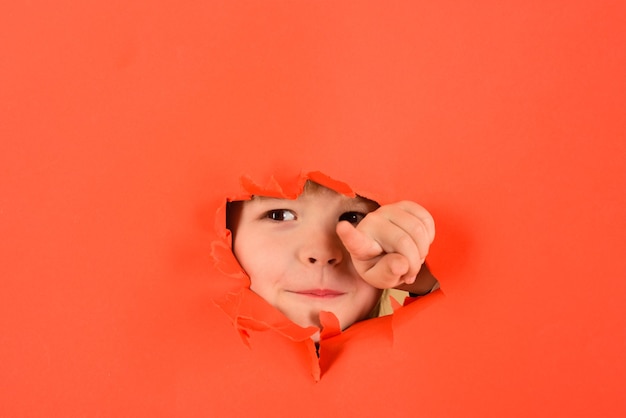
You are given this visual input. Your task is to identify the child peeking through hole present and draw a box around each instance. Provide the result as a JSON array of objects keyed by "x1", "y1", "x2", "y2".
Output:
[{"x1": 227, "y1": 180, "x2": 438, "y2": 342}]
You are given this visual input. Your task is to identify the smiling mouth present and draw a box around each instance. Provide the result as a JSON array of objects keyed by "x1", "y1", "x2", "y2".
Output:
[{"x1": 290, "y1": 289, "x2": 346, "y2": 298}]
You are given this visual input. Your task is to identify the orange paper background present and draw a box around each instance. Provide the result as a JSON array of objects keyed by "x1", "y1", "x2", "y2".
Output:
[{"x1": 1, "y1": 1, "x2": 624, "y2": 417}]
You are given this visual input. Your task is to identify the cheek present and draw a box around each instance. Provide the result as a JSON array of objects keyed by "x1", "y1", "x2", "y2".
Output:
[
  {"x1": 354, "y1": 283, "x2": 383, "y2": 313},
  {"x1": 355, "y1": 277, "x2": 380, "y2": 296},
  {"x1": 234, "y1": 233, "x2": 285, "y2": 289},
  {"x1": 233, "y1": 227, "x2": 269, "y2": 268},
  {"x1": 366, "y1": 287, "x2": 384, "y2": 308}
]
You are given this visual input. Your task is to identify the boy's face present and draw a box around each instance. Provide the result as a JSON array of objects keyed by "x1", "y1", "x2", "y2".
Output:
[{"x1": 230, "y1": 184, "x2": 383, "y2": 340}]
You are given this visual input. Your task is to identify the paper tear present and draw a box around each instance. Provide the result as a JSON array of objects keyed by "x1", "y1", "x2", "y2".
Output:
[
  {"x1": 306, "y1": 171, "x2": 356, "y2": 197},
  {"x1": 215, "y1": 289, "x2": 318, "y2": 342},
  {"x1": 211, "y1": 170, "x2": 440, "y2": 380},
  {"x1": 240, "y1": 175, "x2": 292, "y2": 199},
  {"x1": 317, "y1": 311, "x2": 344, "y2": 378},
  {"x1": 319, "y1": 311, "x2": 342, "y2": 340},
  {"x1": 390, "y1": 294, "x2": 403, "y2": 312},
  {"x1": 238, "y1": 171, "x2": 357, "y2": 200},
  {"x1": 214, "y1": 287, "x2": 323, "y2": 380},
  {"x1": 210, "y1": 241, "x2": 249, "y2": 284}
]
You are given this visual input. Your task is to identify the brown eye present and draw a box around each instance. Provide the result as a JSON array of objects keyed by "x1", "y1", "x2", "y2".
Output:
[
  {"x1": 266, "y1": 209, "x2": 296, "y2": 221},
  {"x1": 339, "y1": 211, "x2": 366, "y2": 225}
]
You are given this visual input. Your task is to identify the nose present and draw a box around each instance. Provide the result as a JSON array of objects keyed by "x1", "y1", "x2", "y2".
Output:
[{"x1": 298, "y1": 227, "x2": 344, "y2": 266}]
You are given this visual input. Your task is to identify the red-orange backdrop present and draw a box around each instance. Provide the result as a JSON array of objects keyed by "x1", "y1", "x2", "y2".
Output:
[{"x1": 1, "y1": 1, "x2": 624, "y2": 417}]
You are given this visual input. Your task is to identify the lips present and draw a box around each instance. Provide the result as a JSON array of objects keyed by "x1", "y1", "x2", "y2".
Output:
[{"x1": 290, "y1": 289, "x2": 346, "y2": 298}]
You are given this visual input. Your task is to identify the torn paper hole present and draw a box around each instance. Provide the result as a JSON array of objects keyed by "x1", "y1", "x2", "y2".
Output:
[{"x1": 213, "y1": 170, "x2": 440, "y2": 381}]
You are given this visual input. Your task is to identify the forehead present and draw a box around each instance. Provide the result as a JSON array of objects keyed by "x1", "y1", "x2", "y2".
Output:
[{"x1": 249, "y1": 181, "x2": 378, "y2": 209}]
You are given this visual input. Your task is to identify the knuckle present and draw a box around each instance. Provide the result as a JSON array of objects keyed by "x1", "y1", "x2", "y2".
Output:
[
  {"x1": 408, "y1": 220, "x2": 428, "y2": 240},
  {"x1": 396, "y1": 234, "x2": 415, "y2": 253}
]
